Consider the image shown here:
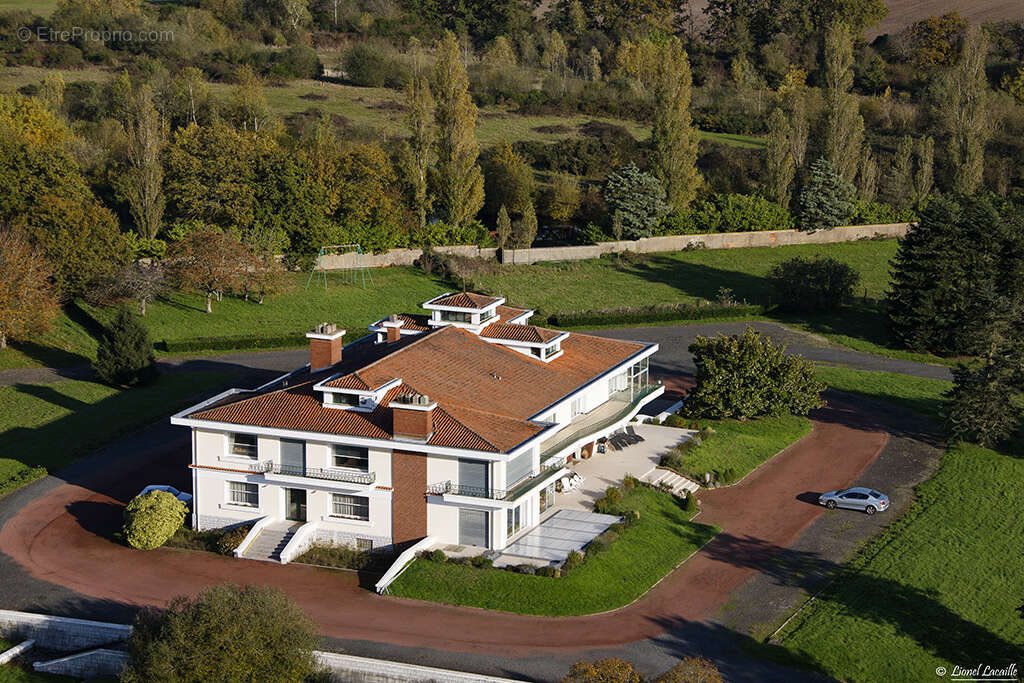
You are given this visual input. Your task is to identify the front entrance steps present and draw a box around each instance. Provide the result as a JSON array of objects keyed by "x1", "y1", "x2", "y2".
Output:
[
  {"x1": 641, "y1": 467, "x2": 700, "y2": 496},
  {"x1": 241, "y1": 522, "x2": 300, "y2": 562}
]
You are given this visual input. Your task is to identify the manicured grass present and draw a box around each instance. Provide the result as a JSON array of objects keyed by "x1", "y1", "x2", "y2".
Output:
[
  {"x1": 0, "y1": 307, "x2": 99, "y2": 370},
  {"x1": 672, "y1": 415, "x2": 813, "y2": 485},
  {"x1": 0, "y1": 372, "x2": 237, "y2": 497},
  {"x1": 774, "y1": 442, "x2": 1024, "y2": 681},
  {"x1": 815, "y1": 366, "x2": 952, "y2": 419},
  {"x1": 388, "y1": 486, "x2": 718, "y2": 615},
  {"x1": 83, "y1": 268, "x2": 449, "y2": 348}
]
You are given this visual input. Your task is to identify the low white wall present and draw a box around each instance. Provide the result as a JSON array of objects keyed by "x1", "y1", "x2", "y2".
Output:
[
  {"x1": 34, "y1": 648, "x2": 130, "y2": 678},
  {"x1": 0, "y1": 610, "x2": 130, "y2": 651},
  {"x1": 315, "y1": 651, "x2": 517, "y2": 682}
]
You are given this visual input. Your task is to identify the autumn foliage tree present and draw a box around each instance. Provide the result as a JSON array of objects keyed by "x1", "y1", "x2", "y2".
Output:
[
  {"x1": 168, "y1": 226, "x2": 252, "y2": 313},
  {"x1": 0, "y1": 227, "x2": 59, "y2": 350}
]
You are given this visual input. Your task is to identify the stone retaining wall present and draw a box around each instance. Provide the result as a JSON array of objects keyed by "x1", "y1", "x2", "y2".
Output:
[{"x1": 0, "y1": 610, "x2": 130, "y2": 651}]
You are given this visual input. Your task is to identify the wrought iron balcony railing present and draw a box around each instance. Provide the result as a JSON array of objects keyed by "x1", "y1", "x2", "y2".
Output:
[
  {"x1": 427, "y1": 463, "x2": 565, "y2": 502},
  {"x1": 257, "y1": 461, "x2": 375, "y2": 485}
]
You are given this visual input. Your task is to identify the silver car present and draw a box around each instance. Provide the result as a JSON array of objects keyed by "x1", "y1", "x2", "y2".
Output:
[{"x1": 818, "y1": 487, "x2": 889, "y2": 515}]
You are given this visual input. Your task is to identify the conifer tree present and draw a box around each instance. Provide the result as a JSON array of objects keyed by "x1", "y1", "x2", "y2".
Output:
[
  {"x1": 885, "y1": 136, "x2": 913, "y2": 208},
  {"x1": 93, "y1": 308, "x2": 157, "y2": 387},
  {"x1": 823, "y1": 22, "x2": 864, "y2": 184},
  {"x1": 649, "y1": 37, "x2": 701, "y2": 211},
  {"x1": 496, "y1": 205, "x2": 512, "y2": 249},
  {"x1": 797, "y1": 158, "x2": 856, "y2": 231},
  {"x1": 513, "y1": 200, "x2": 538, "y2": 248},
  {"x1": 431, "y1": 31, "x2": 484, "y2": 229}
]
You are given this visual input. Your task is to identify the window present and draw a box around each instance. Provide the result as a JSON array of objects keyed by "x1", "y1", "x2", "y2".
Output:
[
  {"x1": 356, "y1": 538, "x2": 373, "y2": 551},
  {"x1": 331, "y1": 393, "x2": 360, "y2": 407},
  {"x1": 570, "y1": 397, "x2": 585, "y2": 418},
  {"x1": 333, "y1": 445, "x2": 369, "y2": 471},
  {"x1": 506, "y1": 505, "x2": 522, "y2": 536},
  {"x1": 230, "y1": 434, "x2": 258, "y2": 459},
  {"x1": 543, "y1": 343, "x2": 560, "y2": 359},
  {"x1": 480, "y1": 308, "x2": 494, "y2": 323},
  {"x1": 332, "y1": 494, "x2": 369, "y2": 520},
  {"x1": 539, "y1": 484, "x2": 554, "y2": 514},
  {"x1": 228, "y1": 481, "x2": 258, "y2": 507},
  {"x1": 440, "y1": 311, "x2": 471, "y2": 323}
]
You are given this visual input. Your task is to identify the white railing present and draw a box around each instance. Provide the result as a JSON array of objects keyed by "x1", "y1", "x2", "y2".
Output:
[
  {"x1": 279, "y1": 521, "x2": 319, "y2": 565},
  {"x1": 232, "y1": 516, "x2": 274, "y2": 558},
  {"x1": 374, "y1": 535, "x2": 437, "y2": 595}
]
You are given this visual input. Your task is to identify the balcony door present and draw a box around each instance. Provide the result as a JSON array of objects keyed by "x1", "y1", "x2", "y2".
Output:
[
  {"x1": 458, "y1": 458, "x2": 489, "y2": 496},
  {"x1": 286, "y1": 488, "x2": 307, "y2": 522},
  {"x1": 281, "y1": 439, "x2": 305, "y2": 476}
]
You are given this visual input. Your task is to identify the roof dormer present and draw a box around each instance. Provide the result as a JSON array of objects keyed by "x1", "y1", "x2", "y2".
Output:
[
  {"x1": 478, "y1": 324, "x2": 568, "y2": 362},
  {"x1": 422, "y1": 292, "x2": 505, "y2": 332},
  {"x1": 314, "y1": 373, "x2": 402, "y2": 412}
]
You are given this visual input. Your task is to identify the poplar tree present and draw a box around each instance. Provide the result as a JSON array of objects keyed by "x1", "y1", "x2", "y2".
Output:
[
  {"x1": 431, "y1": 31, "x2": 484, "y2": 229},
  {"x1": 913, "y1": 136, "x2": 935, "y2": 206},
  {"x1": 933, "y1": 26, "x2": 990, "y2": 195},
  {"x1": 885, "y1": 136, "x2": 913, "y2": 208},
  {"x1": 403, "y1": 45, "x2": 435, "y2": 229},
  {"x1": 513, "y1": 200, "x2": 538, "y2": 248},
  {"x1": 496, "y1": 205, "x2": 512, "y2": 248},
  {"x1": 765, "y1": 107, "x2": 796, "y2": 207},
  {"x1": 823, "y1": 23, "x2": 864, "y2": 185},
  {"x1": 119, "y1": 85, "x2": 166, "y2": 241},
  {"x1": 649, "y1": 37, "x2": 701, "y2": 211},
  {"x1": 857, "y1": 144, "x2": 879, "y2": 203},
  {"x1": 787, "y1": 94, "x2": 809, "y2": 169}
]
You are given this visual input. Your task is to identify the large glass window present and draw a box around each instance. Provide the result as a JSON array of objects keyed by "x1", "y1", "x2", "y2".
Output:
[
  {"x1": 539, "y1": 484, "x2": 554, "y2": 514},
  {"x1": 506, "y1": 505, "x2": 522, "y2": 536},
  {"x1": 480, "y1": 309, "x2": 495, "y2": 323},
  {"x1": 230, "y1": 434, "x2": 258, "y2": 459},
  {"x1": 331, "y1": 494, "x2": 370, "y2": 520},
  {"x1": 331, "y1": 393, "x2": 360, "y2": 406},
  {"x1": 228, "y1": 481, "x2": 258, "y2": 507},
  {"x1": 333, "y1": 445, "x2": 369, "y2": 471},
  {"x1": 440, "y1": 311, "x2": 471, "y2": 323}
]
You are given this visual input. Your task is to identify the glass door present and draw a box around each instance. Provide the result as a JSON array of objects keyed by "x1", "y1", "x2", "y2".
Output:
[{"x1": 286, "y1": 488, "x2": 307, "y2": 522}]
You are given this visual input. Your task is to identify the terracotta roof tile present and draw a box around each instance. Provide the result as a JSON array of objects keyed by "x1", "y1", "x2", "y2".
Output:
[
  {"x1": 480, "y1": 323, "x2": 563, "y2": 344},
  {"x1": 495, "y1": 305, "x2": 530, "y2": 322},
  {"x1": 430, "y1": 292, "x2": 500, "y2": 309}
]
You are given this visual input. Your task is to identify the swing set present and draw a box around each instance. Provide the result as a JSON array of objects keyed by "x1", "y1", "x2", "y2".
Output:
[{"x1": 305, "y1": 244, "x2": 374, "y2": 290}]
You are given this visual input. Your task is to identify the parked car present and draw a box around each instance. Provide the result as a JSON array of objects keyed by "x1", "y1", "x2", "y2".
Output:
[
  {"x1": 818, "y1": 487, "x2": 889, "y2": 515},
  {"x1": 137, "y1": 484, "x2": 193, "y2": 508}
]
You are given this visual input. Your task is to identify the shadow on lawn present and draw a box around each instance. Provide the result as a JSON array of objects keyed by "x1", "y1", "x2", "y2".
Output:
[
  {"x1": 698, "y1": 532, "x2": 1022, "y2": 673},
  {"x1": 12, "y1": 382, "x2": 91, "y2": 411}
]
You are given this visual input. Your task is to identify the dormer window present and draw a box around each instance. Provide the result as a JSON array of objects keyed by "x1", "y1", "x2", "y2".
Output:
[
  {"x1": 440, "y1": 311, "x2": 472, "y2": 323},
  {"x1": 480, "y1": 308, "x2": 495, "y2": 323}
]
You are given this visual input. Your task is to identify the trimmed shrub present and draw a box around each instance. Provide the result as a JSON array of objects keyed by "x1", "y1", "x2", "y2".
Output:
[
  {"x1": 536, "y1": 566, "x2": 559, "y2": 578},
  {"x1": 622, "y1": 509, "x2": 640, "y2": 524},
  {"x1": 158, "y1": 332, "x2": 308, "y2": 353},
  {"x1": 469, "y1": 554, "x2": 493, "y2": 569},
  {"x1": 682, "y1": 493, "x2": 698, "y2": 513},
  {"x1": 122, "y1": 490, "x2": 187, "y2": 550},
  {"x1": 547, "y1": 303, "x2": 764, "y2": 328},
  {"x1": 215, "y1": 522, "x2": 254, "y2": 556},
  {"x1": 425, "y1": 549, "x2": 447, "y2": 563},
  {"x1": 513, "y1": 563, "x2": 537, "y2": 575},
  {"x1": 293, "y1": 542, "x2": 372, "y2": 570},
  {"x1": 767, "y1": 256, "x2": 861, "y2": 312},
  {"x1": 666, "y1": 193, "x2": 794, "y2": 235},
  {"x1": 562, "y1": 550, "x2": 584, "y2": 572},
  {"x1": 94, "y1": 308, "x2": 157, "y2": 387},
  {"x1": 663, "y1": 414, "x2": 689, "y2": 428}
]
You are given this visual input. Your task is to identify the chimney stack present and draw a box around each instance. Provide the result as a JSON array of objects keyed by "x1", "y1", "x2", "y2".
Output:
[
  {"x1": 390, "y1": 393, "x2": 436, "y2": 442},
  {"x1": 381, "y1": 314, "x2": 404, "y2": 344},
  {"x1": 306, "y1": 322, "x2": 346, "y2": 372}
]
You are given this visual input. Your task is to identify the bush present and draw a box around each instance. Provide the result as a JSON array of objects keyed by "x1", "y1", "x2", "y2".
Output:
[
  {"x1": 122, "y1": 490, "x2": 187, "y2": 550},
  {"x1": 547, "y1": 303, "x2": 765, "y2": 328},
  {"x1": 593, "y1": 486, "x2": 622, "y2": 514},
  {"x1": 686, "y1": 327, "x2": 826, "y2": 419},
  {"x1": 123, "y1": 584, "x2": 318, "y2": 683},
  {"x1": 343, "y1": 43, "x2": 409, "y2": 88},
  {"x1": 469, "y1": 554, "x2": 493, "y2": 569},
  {"x1": 682, "y1": 493, "x2": 698, "y2": 513},
  {"x1": 663, "y1": 414, "x2": 689, "y2": 428},
  {"x1": 623, "y1": 474, "x2": 638, "y2": 489},
  {"x1": 621, "y1": 509, "x2": 640, "y2": 524},
  {"x1": 93, "y1": 308, "x2": 157, "y2": 387},
  {"x1": 513, "y1": 563, "x2": 536, "y2": 575},
  {"x1": 215, "y1": 522, "x2": 253, "y2": 556},
  {"x1": 536, "y1": 566, "x2": 559, "y2": 578},
  {"x1": 158, "y1": 332, "x2": 308, "y2": 353},
  {"x1": 295, "y1": 543, "x2": 373, "y2": 569},
  {"x1": 767, "y1": 256, "x2": 862, "y2": 312},
  {"x1": 562, "y1": 550, "x2": 585, "y2": 572},
  {"x1": 667, "y1": 193, "x2": 794, "y2": 235},
  {"x1": 425, "y1": 549, "x2": 447, "y2": 563}
]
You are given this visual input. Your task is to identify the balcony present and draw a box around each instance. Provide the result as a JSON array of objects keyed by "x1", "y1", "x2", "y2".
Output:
[
  {"x1": 427, "y1": 463, "x2": 565, "y2": 502},
  {"x1": 540, "y1": 382, "x2": 663, "y2": 460},
  {"x1": 256, "y1": 461, "x2": 375, "y2": 485}
]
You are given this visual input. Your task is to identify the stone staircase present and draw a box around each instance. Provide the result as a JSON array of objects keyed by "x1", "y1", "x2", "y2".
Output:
[
  {"x1": 241, "y1": 523, "x2": 298, "y2": 562},
  {"x1": 642, "y1": 467, "x2": 700, "y2": 497}
]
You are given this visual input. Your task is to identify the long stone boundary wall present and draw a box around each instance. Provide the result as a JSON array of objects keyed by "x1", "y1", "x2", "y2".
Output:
[
  {"x1": 315, "y1": 223, "x2": 909, "y2": 270},
  {"x1": 0, "y1": 609, "x2": 131, "y2": 651}
]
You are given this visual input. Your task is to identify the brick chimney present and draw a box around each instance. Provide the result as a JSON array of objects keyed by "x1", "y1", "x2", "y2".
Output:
[
  {"x1": 306, "y1": 322, "x2": 346, "y2": 372},
  {"x1": 381, "y1": 314, "x2": 404, "y2": 343},
  {"x1": 390, "y1": 393, "x2": 436, "y2": 442}
]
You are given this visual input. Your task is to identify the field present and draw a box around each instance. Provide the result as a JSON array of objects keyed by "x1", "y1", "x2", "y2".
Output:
[
  {"x1": 673, "y1": 415, "x2": 813, "y2": 484},
  {"x1": 388, "y1": 485, "x2": 718, "y2": 615},
  {"x1": 814, "y1": 365, "x2": 952, "y2": 419},
  {"x1": 774, "y1": 441, "x2": 1024, "y2": 681},
  {"x1": 0, "y1": 372, "x2": 236, "y2": 497}
]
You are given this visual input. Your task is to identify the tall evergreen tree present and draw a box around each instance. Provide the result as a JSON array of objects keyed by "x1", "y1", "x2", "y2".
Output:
[
  {"x1": 649, "y1": 37, "x2": 701, "y2": 211},
  {"x1": 764, "y1": 108, "x2": 796, "y2": 207},
  {"x1": 932, "y1": 26, "x2": 991, "y2": 195},
  {"x1": 513, "y1": 200, "x2": 538, "y2": 248},
  {"x1": 823, "y1": 22, "x2": 864, "y2": 185},
  {"x1": 496, "y1": 205, "x2": 512, "y2": 249},
  {"x1": 93, "y1": 308, "x2": 157, "y2": 387},
  {"x1": 431, "y1": 31, "x2": 484, "y2": 229},
  {"x1": 797, "y1": 158, "x2": 856, "y2": 231}
]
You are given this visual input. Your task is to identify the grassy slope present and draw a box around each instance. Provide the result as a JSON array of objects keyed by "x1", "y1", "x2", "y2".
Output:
[
  {"x1": 815, "y1": 365, "x2": 952, "y2": 419},
  {"x1": 0, "y1": 372, "x2": 236, "y2": 496},
  {"x1": 678, "y1": 415, "x2": 812, "y2": 483},
  {"x1": 0, "y1": 308, "x2": 99, "y2": 370},
  {"x1": 775, "y1": 442, "x2": 1024, "y2": 682},
  {"x1": 388, "y1": 486, "x2": 718, "y2": 615}
]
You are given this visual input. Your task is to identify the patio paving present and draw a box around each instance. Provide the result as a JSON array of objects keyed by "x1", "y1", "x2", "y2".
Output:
[
  {"x1": 558, "y1": 423, "x2": 693, "y2": 512},
  {"x1": 501, "y1": 509, "x2": 621, "y2": 563}
]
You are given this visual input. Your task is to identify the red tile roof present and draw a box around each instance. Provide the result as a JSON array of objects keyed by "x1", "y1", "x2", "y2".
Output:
[
  {"x1": 429, "y1": 292, "x2": 500, "y2": 309},
  {"x1": 480, "y1": 323, "x2": 563, "y2": 344},
  {"x1": 496, "y1": 305, "x2": 530, "y2": 322},
  {"x1": 187, "y1": 323, "x2": 647, "y2": 452}
]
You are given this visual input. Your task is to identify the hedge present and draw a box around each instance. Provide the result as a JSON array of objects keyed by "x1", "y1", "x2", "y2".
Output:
[
  {"x1": 546, "y1": 303, "x2": 765, "y2": 328},
  {"x1": 157, "y1": 333, "x2": 309, "y2": 353}
]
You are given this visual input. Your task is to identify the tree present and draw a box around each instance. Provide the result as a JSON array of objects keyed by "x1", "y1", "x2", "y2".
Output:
[
  {"x1": 483, "y1": 36, "x2": 517, "y2": 68},
  {"x1": 649, "y1": 37, "x2": 702, "y2": 211},
  {"x1": 582, "y1": 47, "x2": 602, "y2": 82},
  {"x1": 544, "y1": 173, "x2": 581, "y2": 225},
  {"x1": 39, "y1": 72, "x2": 65, "y2": 114},
  {"x1": 912, "y1": 136, "x2": 934, "y2": 206},
  {"x1": 1000, "y1": 60, "x2": 1024, "y2": 105},
  {"x1": 230, "y1": 65, "x2": 271, "y2": 133},
  {"x1": 119, "y1": 85, "x2": 166, "y2": 241},
  {"x1": 513, "y1": 199, "x2": 538, "y2": 248},
  {"x1": 857, "y1": 143, "x2": 879, "y2": 202},
  {"x1": 403, "y1": 42, "x2": 434, "y2": 230},
  {"x1": 282, "y1": 0, "x2": 309, "y2": 30},
  {"x1": 485, "y1": 142, "x2": 534, "y2": 217},
  {"x1": 764, "y1": 108, "x2": 796, "y2": 207},
  {"x1": 932, "y1": 25, "x2": 991, "y2": 195},
  {"x1": 563, "y1": 658, "x2": 644, "y2": 683},
  {"x1": 603, "y1": 163, "x2": 670, "y2": 239},
  {"x1": 945, "y1": 352, "x2": 1023, "y2": 448},
  {"x1": 121, "y1": 490, "x2": 186, "y2": 550},
  {"x1": 768, "y1": 256, "x2": 861, "y2": 312},
  {"x1": 907, "y1": 11, "x2": 968, "y2": 68},
  {"x1": 884, "y1": 136, "x2": 913, "y2": 208},
  {"x1": 566, "y1": 0, "x2": 587, "y2": 34},
  {"x1": 797, "y1": 158, "x2": 856, "y2": 231},
  {"x1": 94, "y1": 308, "x2": 157, "y2": 387},
  {"x1": 122, "y1": 584, "x2": 318, "y2": 683},
  {"x1": 170, "y1": 67, "x2": 212, "y2": 127},
  {"x1": 169, "y1": 226, "x2": 251, "y2": 313},
  {"x1": 0, "y1": 227, "x2": 58, "y2": 350},
  {"x1": 685, "y1": 328, "x2": 826, "y2": 419},
  {"x1": 431, "y1": 31, "x2": 484, "y2": 229},
  {"x1": 111, "y1": 261, "x2": 166, "y2": 316},
  {"x1": 542, "y1": 30, "x2": 568, "y2": 76},
  {"x1": 653, "y1": 657, "x2": 724, "y2": 683},
  {"x1": 823, "y1": 22, "x2": 864, "y2": 185},
  {"x1": 496, "y1": 205, "x2": 512, "y2": 248}
]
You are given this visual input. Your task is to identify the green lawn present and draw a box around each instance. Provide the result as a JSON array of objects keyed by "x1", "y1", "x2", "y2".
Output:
[
  {"x1": 388, "y1": 486, "x2": 718, "y2": 615},
  {"x1": 0, "y1": 372, "x2": 237, "y2": 497},
  {"x1": 0, "y1": 307, "x2": 99, "y2": 370},
  {"x1": 815, "y1": 365, "x2": 952, "y2": 419},
  {"x1": 774, "y1": 442, "x2": 1024, "y2": 681},
  {"x1": 672, "y1": 415, "x2": 813, "y2": 485}
]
